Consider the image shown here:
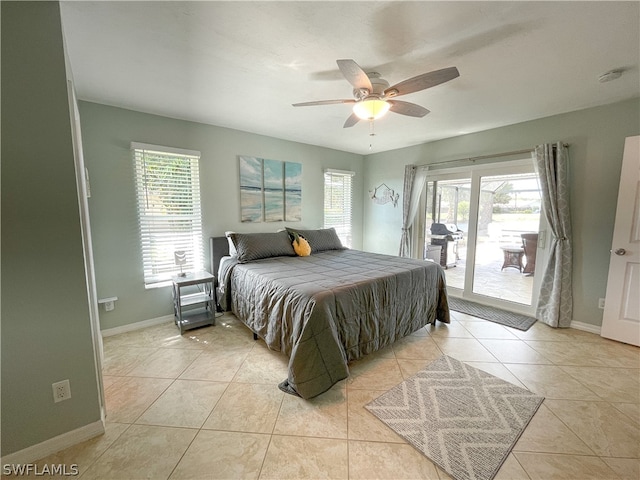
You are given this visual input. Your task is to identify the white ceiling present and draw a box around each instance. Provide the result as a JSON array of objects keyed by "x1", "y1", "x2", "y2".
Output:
[{"x1": 60, "y1": 1, "x2": 639, "y2": 155}]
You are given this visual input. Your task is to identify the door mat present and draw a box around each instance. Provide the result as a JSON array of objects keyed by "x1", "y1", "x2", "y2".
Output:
[{"x1": 448, "y1": 297, "x2": 537, "y2": 331}]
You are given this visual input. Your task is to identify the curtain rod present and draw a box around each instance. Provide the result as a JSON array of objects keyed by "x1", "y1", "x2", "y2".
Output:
[{"x1": 418, "y1": 144, "x2": 569, "y2": 169}]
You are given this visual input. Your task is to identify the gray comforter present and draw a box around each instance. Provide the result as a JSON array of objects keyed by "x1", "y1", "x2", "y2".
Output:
[{"x1": 220, "y1": 249, "x2": 449, "y2": 398}]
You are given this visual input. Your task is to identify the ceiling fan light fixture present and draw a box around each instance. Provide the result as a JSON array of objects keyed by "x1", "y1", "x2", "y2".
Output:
[{"x1": 353, "y1": 98, "x2": 390, "y2": 120}]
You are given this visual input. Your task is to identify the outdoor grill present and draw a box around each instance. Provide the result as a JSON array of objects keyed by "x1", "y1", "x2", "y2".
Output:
[
  {"x1": 429, "y1": 223, "x2": 463, "y2": 268},
  {"x1": 430, "y1": 223, "x2": 463, "y2": 239}
]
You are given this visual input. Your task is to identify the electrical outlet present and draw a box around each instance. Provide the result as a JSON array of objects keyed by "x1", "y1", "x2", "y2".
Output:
[
  {"x1": 598, "y1": 298, "x2": 606, "y2": 309},
  {"x1": 52, "y1": 379, "x2": 71, "y2": 403}
]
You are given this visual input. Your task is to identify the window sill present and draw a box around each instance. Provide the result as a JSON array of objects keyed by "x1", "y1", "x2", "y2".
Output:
[{"x1": 145, "y1": 280, "x2": 172, "y2": 290}]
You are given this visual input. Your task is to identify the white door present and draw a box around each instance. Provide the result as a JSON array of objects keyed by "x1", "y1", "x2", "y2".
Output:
[{"x1": 601, "y1": 136, "x2": 640, "y2": 346}]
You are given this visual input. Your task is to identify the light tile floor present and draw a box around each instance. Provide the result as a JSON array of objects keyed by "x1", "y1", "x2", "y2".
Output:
[{"x1": 21, "y1": 312, "x2": 640, "y2": 479}]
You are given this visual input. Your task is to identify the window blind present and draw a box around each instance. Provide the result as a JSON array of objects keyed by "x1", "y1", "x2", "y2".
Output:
[
  {"x1": 133, "y1": 143, "x2": 204, "y2": 286},
  {"x1": 323, "y1": 169, "x2": 354, "y2": 248}
]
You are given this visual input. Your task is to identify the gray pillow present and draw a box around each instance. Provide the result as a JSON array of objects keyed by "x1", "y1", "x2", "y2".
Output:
[
  {"x1": 229, "y1": 231, "x2": 295, "y2": 263},
  {"x1": 285, "y1": 227, "x2": 344, "y2": 253}
]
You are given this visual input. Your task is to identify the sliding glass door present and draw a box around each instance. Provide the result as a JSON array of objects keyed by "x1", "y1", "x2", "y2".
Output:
[
  {"x1": 471, "y1": 170, "x2": 542, "y2": 304},
  {"x1": 423, "y1": 175, "x2": 471, "y2": 291},
  {"x1": 420, "y1": 160, "x2": 546, "y2": 314}
]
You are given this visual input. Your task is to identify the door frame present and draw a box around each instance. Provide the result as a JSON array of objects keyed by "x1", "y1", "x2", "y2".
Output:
[
  {"x1": 67, "y1": 79, "x2": 106, "y2": 422},
  {"x1": 417, "y1": 158, "x2": 548, "y2": 316}
]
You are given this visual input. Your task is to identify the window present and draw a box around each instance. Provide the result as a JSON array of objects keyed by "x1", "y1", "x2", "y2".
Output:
[
  {"x1": 133, "y1": 142, "x2": 204, "y2": 286},
  {"x1": 323, "y1": 169, "x2": 354, "y2": 248}
]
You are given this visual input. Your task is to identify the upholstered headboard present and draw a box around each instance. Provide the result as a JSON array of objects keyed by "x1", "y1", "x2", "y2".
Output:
[{"x1": 209, "y1": 236, "x2": 229, "y2": 285}]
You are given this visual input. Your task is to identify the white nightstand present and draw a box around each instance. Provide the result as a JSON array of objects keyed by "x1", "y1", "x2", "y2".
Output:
[{"x1": 171, "y1": 271, "x2": 215, "y2": 334}]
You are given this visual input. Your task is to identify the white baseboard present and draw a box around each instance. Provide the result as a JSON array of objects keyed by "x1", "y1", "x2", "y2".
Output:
[
  {"x1": 1, "y1": 420, "x2": 104, "y2": 465},
  {"x1": 101, "y1": 314, "x2": 173, "y2": 337},
  {"x1": 570, "y1": 320, "x2": 602, "y2": 335}
]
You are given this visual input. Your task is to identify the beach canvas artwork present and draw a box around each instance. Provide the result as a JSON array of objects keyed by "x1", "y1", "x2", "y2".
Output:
[
  {"x1": 239, "y1": 156, "x2": 264, "y2": 222},
  {"x1": 263, "y1": 158, "x2": 284, "y2": 222},
  {"x1": 284, "y1": 161, "x2": 302, "y2": 221},
  {"x1": 239, "y1": 155, "x2": 302, "y2": 223}
]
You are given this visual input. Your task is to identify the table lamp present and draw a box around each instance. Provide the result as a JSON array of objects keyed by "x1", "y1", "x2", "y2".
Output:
[{"x1": 174, "y1": 250, "x2": 187, "y2": 277}]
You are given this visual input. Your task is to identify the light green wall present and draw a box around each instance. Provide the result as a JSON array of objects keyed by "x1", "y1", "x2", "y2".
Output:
[
  {"x1": 362, "y1": 98, "x2": 640, "y2": 328},
  {"x1": 78, "y1": 102, "x2": 364, "y2": 330},
  {"x1": 1, "y1": 1, "x2": 102, "y2": 456}
]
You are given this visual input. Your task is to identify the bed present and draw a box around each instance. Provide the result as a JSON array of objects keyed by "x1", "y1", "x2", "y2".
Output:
[{"x1": 211, "y1": 228, "x2": 450, "y2": 399}]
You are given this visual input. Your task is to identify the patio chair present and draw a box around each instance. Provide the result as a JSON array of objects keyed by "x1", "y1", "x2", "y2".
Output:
[{"x1": 521, "y1": 233, "x2": 538, "y2": 275}]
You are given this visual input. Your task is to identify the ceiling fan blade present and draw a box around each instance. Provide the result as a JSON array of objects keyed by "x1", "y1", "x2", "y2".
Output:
[
  {"x1": 293, "y1": 99, "x2": 356, "y2": 107},
  {"x1": 337, "y1": 59, "x2": 373, "y2": 92},
  {"x1": 388, "y1": 100, "x2": 430, "y2": 118},
  {"x1": 384, "y1": 66, "x2": 459, "y2": 97},
  {"x1": 343, "y1": 113, "x2": 360, "y2": 128}
]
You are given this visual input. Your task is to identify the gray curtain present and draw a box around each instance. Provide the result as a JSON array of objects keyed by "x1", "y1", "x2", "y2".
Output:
[
  {"x1": 399, "y1": 165, "x2": 427, "y2": 257},
  {"x1": 534, "y1": 143, "x2": 573, "y2": 327}
]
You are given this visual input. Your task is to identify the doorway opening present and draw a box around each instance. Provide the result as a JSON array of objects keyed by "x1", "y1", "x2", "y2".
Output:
[{"x1": 419, "y1": 160, "x2": 546, "y2": 314}]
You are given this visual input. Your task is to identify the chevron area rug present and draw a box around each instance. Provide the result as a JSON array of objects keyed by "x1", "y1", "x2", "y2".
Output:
[
  {"x1": 448, "y1": 297, "x2": 537, "y2": 331},
  {"x1": 366, "y1": 356, "x2": 544, "y2": 480}
]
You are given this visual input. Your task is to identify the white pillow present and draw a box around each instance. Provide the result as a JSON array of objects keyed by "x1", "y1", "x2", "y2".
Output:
[{"x1": 224, "y1": 231, "x2": 237, "y2": 256}]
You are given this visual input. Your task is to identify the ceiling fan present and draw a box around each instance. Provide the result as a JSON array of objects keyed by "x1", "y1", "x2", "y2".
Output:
[{"x1": 293, "y1": 59, "x2": 459, "y2": 128}]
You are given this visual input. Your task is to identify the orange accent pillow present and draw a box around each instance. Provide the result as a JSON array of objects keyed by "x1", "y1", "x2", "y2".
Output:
[{"x1": 292, "y1": 236, "x2": 311, "y2": 256}]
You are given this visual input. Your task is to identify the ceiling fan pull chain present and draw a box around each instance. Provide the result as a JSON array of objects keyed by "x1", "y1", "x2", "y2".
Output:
[{"x1": 369, "y1": 120, "x2": 376, "y2": 151}]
